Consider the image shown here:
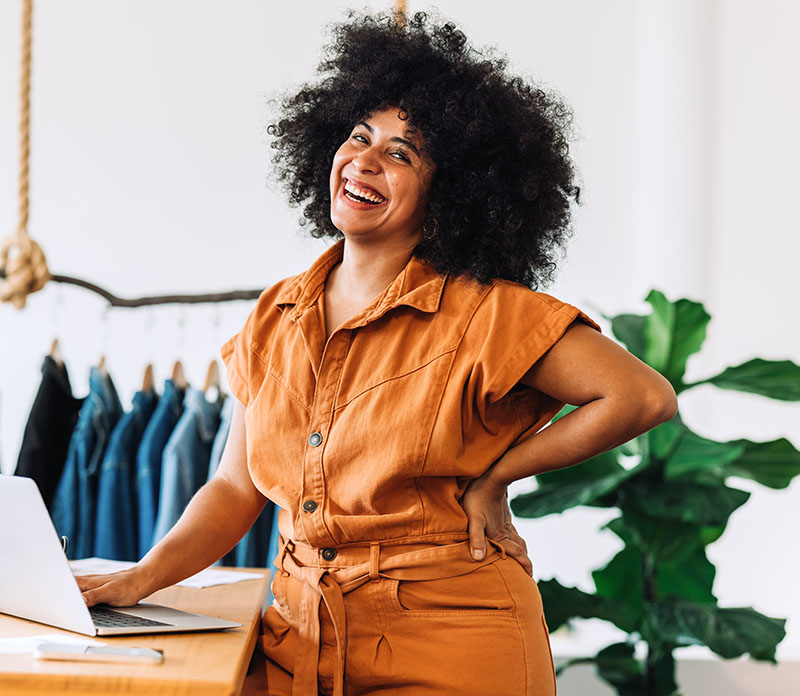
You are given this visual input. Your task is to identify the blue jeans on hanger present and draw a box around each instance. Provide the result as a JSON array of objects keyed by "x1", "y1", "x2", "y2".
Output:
[
  {"x1": 94, "y1": 389, "x2": 157, "y2": 561},
  {"x1": 135, "y1": 379, "x2": 184, "y2": 560},
  {"x1": 51, "y1": 366, "x2": 122, "y2": 559},
  {"x1": 151, "y1": 387, "x2": 222, "y2": 547}
]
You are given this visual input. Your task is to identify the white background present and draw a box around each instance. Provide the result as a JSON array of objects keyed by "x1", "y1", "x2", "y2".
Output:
[{"x1": 1, "y1": 0, "x2": 798, "y2": 679}]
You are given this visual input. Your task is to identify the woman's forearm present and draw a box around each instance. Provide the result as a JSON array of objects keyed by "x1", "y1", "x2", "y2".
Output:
[
  {"x1": 487, "y1": 391, "x2": 676, "y2": 488},
  {"x1": 133, "y1": 475, "x2": 265, "y2": 596},
  {"x1": 482, "y1": 322, "x2": 679, "y2": 489}
]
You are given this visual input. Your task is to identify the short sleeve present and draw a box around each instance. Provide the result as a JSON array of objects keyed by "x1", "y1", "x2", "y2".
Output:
[
  {"x1": 466, "y1": 283, "x2": 601, "y2": 406},
  {"x1": 220, "y1": 285, "x2": 278, "y2": 407},
  {"x1": 220, "y1": 312, "x2": 254, "y2": 407}
]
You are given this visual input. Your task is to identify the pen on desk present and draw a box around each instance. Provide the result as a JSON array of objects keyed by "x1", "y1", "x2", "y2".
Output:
[{"x1": 61, "y1": 536, "x2": 69, "y2": 556}]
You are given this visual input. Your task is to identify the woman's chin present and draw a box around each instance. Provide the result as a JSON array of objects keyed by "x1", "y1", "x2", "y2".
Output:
[{"x1": 329, "y1": 215, "x2": 376, "y2": 239}]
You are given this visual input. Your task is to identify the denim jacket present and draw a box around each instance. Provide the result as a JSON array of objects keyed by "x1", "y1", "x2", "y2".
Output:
[
  {"x1": 94, "y1": 389, "x2": 157, "y2": 561},
  {"x1": 51, "y1": 366, "x2": 122, "y2": 559},
  {"x1": 151, "y1": 387, "x2": 222, "y2": 546},
  {"x1": 135, "y1": 379, "x2": 184, "y2": 560}
]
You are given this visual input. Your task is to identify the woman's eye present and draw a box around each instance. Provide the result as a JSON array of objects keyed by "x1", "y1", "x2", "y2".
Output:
[
  {"x1": 351, "y1": 133, "x2": 368, "y2": 144},
  {"x1": 391, "y1": 151, "x2": 410, "y2": 163}
]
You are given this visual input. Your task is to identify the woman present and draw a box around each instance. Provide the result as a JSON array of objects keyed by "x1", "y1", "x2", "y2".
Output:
[{"x1": 78, "y1": 12, "x2": 677, "y2": 695}]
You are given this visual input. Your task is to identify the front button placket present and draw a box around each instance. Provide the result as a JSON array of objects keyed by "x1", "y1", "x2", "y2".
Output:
[{"x1": 297, "y1": 316, "x2": 352, "y2": 548}]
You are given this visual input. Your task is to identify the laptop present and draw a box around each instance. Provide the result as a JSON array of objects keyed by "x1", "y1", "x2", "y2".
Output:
[{"x1": 0, "y1": 475, "x2": 241, "y2": 636}]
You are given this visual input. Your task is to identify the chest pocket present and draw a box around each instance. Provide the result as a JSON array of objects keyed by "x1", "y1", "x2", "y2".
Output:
[{"x1": 318, "y1": 310, "x2": 460, "y2": 516}]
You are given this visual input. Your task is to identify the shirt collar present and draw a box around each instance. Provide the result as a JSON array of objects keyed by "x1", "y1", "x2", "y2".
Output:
[{"x1": 275, "y1": 240, "x2": 447, "y2": 321}]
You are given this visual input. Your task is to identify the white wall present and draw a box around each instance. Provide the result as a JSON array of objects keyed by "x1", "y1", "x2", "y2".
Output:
[{"x1": 1, "y1": 0, "x2": 798, "y2": 685}]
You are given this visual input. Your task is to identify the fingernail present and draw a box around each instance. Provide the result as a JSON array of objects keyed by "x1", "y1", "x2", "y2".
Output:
[{"x1": 472, "y1": 549, "x2": 484, "y2": 560}]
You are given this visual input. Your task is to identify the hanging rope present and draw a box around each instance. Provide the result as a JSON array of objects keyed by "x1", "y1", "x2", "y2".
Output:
[
  {"x1": 0, "y1": 0, "x2": 51, "y2": 310},
  {"x1": 0, "y1": 0, "x2": 261, "y2": 309},
  {"x1": 394, "y1": 0, "x2": 407, "y2": 24}
]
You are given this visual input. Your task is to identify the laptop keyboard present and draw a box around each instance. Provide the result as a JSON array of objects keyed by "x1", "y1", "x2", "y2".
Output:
[{"x1": 90, "y1": 605, "x2": 173, "y2": 628}]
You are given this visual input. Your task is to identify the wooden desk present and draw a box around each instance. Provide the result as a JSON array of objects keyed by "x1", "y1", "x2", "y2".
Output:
[{"x1": 0, "y1": 569, "x2": 269, "y2": 696}]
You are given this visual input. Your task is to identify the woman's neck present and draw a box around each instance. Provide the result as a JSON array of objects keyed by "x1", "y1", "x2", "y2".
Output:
[
  {"x1": 331, "y1": 236, "x2": 417, "y2": 301},
  {"x1": 323, "y1": 236, "x2": 418, "y2": 338}
]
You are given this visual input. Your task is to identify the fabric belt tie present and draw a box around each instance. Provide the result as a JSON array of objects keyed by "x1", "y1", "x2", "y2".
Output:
[{"x1": 277, "y1": 534, "x2": 509, "y2": 696}]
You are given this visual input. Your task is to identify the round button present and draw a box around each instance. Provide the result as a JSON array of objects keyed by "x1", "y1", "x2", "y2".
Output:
[
  {"x1": 302, "y1": 500, "x2": 318, "y2": 513},
  {"x1": 308, "y1": 432, "x2": 322, "y2": 447},
  {"x1": 321, "y1": 547, "x2": 337, "y2": 561}
]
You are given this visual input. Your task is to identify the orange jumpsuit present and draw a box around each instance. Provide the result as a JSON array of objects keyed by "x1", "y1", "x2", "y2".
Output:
[{"x1": 221, "y1": 241, "x2": 598, "y2": 695}]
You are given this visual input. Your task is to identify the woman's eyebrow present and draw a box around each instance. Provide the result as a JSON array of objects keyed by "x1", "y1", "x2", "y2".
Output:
[
  {"x1": 392, "y1": 137, "x2": 420, "y2": 157},
  {"x1": 356, "y1": 121, "x2": 421, "y2": 157}
]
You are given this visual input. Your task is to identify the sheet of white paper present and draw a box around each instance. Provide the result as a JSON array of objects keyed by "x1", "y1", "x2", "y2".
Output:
[
  {"x1": 70, "y1": 558, "x2": 265, "y2": 589},
  {"x1": 69, "y1": 558, "x2": 135, "y2": 574},
  {"x1": 176, "y1": 567, "x2": 266, "y2": 589},
  {"x1": 0, "y1": 633, "x2": 105, "y2": 655}
]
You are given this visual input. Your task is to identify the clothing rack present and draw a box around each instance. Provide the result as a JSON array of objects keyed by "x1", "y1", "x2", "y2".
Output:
[{"x1": 0, "y1": 268, "x2": 262, "y2": 307}]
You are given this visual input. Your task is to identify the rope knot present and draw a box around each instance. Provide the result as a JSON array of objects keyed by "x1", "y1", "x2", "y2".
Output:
[{"x1": 0, "y1": 232, "x2": 50, "y2": 309}]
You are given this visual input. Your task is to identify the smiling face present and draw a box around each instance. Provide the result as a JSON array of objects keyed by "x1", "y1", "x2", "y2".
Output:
[{"x1": 329, "y1": 107, "x2": 435, "y2": 248}]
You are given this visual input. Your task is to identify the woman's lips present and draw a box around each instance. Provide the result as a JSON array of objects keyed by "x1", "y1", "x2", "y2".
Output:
[
  {"x1": 338, "y1": 179, "x2": 387, "y2": 210},
  {"x1": 344, "y1": 177, "x2": 386, "y2": 201}
]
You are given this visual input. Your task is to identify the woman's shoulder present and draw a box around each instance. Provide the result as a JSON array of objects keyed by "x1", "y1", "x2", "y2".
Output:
[
  {"x1": 247, "y1": 271, "x2": 307, "y2": 316},
  {"x1": 233, "y1": 272, "x2": 307, "y2": 348},
  {"x1": 444, "y1": 274, "x2": 588, "y2": 323}
]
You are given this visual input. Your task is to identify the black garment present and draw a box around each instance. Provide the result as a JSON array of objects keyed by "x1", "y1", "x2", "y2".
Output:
[{"x1": 14, "y1": 355, "x2": 83, "y2": 510}]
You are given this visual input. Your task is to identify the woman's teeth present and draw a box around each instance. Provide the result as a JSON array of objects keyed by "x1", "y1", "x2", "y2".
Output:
[{"x1": 344, "y1": 180, "x2": 385, "y2": 204}]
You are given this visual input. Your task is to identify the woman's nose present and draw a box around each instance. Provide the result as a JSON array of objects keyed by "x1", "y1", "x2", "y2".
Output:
[{"x1": 352, "y1": 146, "x2": 381, "y2": 174}]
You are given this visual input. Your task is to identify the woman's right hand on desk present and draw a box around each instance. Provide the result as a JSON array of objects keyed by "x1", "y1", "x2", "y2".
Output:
[{"x1": 75, "y1": 567, "x2": 149, "y2": 607}]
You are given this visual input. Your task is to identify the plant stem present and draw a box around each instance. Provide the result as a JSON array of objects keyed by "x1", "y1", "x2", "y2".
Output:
[{"x1": 642, "y1": 552, "x2": 657, "y2": 696}]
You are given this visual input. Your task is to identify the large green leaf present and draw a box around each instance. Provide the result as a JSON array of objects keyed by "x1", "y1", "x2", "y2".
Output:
[
  {"x1": 657, "y1": 544, "x2": 717, "y2": 605},
  {"x1": 594, "y1": 642, "x2": 647, "y2": 696},
  {"x1": 592, "y1": 546, "x2": 644, "y2": 623},
  {"x1": 642, "y1": 290, "x2": 711, "y2": 387},
  {"x1": 643, "y1": 290, "x2": 674, "y2": 374},
  {"x1": 594, "y1": 533, "x2": 717, "y2": 608},
  {"x1": 647, "y1": 600, "x2": 786, "y2": 662},
  {"x1": 557, "y1": 643, "x2": 672, "y2": 696},
  {"x1": 698, "y1": 358, "x2": 800, "y2": 401},
  {"x1": 725, "y1": 438, "x2": 800, "y2": 489},
  {"x1": 648, "y1": 419, "x2": 683, "y2": 461},
  {"x1": 623, "y1": 480, "x2": 750, "y2": 526},
  {"x1": 537, "y1": 578, "x2": 640, "y2": 633},
  {"x1": 611, "y1": 313, "x2": 647, "y2": 360},
  {"x1": 511, "y1": 461, "x2": 637, "y2": 518},
  {"x1": 663, "y1": 430, "x2": 745, "y2": 480},
  {"x1": 606, "y1": 512, "x2": 708, "y2": 566},
  {"x1": 534, "y1": 450, "x2": 622, "y2": 488},
  {"x1": 665, "y1": 435, "x2": 800, "y2": 490}
]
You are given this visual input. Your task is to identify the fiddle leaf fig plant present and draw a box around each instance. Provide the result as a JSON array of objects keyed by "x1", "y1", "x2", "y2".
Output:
[{"x1": 511, "y1": 289, "x2": 800, "y2": 696}]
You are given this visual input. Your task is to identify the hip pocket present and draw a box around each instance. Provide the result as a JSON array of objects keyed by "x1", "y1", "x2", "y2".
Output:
[
  {"x1": 270, "y1": 570, "x2": 301, "y2": 627},
  {"x1": 387, "y1": 561, "x2": 516, "y2": 619}
]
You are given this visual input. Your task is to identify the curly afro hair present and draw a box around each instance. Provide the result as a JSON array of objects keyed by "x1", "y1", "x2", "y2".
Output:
[{"x1": 268, "y1": 11, "x2": 579, "y2": 289}]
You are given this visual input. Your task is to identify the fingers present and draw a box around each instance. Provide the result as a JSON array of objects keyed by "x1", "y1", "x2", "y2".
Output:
[
  {"x1": 74, "y1": 574, "x2": 106, "y2": 592},
  {"x1": 81, "y1": 584, "x2": 108, "y2": 608},
  {"x1": 467, "y1": 513, "x2": 487, "y2": 561},
  {"x1": 502, "y1": 539, "x2": 534, "y2": 577},
  {"x1": 493, "y1": 523, "x2": 534, "y2": 577},
  {"x1": 74, "y1": 572, "x2": 139, "y2": 607}
]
